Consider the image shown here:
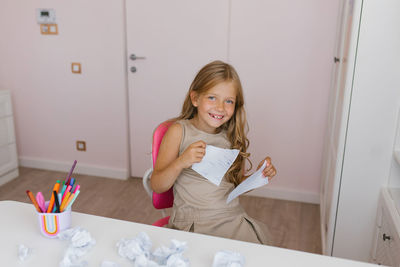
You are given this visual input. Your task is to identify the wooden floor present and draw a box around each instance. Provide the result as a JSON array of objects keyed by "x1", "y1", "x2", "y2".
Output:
[{"x1": 0, "y1": 167, "x2": 321, "y2": 254}]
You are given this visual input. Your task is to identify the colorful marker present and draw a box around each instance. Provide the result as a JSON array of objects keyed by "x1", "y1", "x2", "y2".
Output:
[
  {"x1": 73, "y1": 185, "x2": 80, "y2": 194},
  {"x1": 64, "y1": 190, "x2": 80, "y2": 211},
  {"x1": 53, "y1": 190, "x2": 60, "y2": 213},
  {"x1": 26, "y1": 190, "x2": 42, "y2": 212},
  {"x1": 65, "y1": 160, "x2": 77, "y2": 185},
  {"x1": 60, "y1": 191, "x2": 71, "y2": 211},
  {"x1": 36, "y1": 192, "x2": 46, "y2": 213},
  {"x1": 59, "y1": 183, "x2": 67, "y2": 198},
  {"x1": 52, "y1": 181, "x2": 65, "y2": 212},
  {"x1": 46, "y1": 180, "x2": 60, "y2": 213},
  {"x1": 62, "y1": 193, "x2": 74, "y2": 212},
  {"x1": 62, "y1": 185, "x2": 72, "y2": 201}
]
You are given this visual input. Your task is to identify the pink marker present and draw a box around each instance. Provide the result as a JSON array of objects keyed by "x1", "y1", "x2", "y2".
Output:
[
  {"x1": 73, "y1": 184, "x2": 80, "y2": 194},
  {"x1": 62, "y1": 185, "x2": 72, "y2": 201},
  {"x1": 36, "y1": 192, "x2": 46, "y2": 213}
]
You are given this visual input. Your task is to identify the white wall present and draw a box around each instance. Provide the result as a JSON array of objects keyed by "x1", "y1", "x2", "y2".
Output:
[{"x1": 0, "y1": 0, "x2": 340, "y2": 203}]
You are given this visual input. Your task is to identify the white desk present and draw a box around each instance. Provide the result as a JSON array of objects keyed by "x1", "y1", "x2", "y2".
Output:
[{"x1": 0, "y1": 201, "x2": 377, "y2": 266}]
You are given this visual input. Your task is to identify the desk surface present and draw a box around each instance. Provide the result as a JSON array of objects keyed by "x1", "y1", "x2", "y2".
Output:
[{"x1": 0, "y1": 200, "x2": 376, "y2": 266}]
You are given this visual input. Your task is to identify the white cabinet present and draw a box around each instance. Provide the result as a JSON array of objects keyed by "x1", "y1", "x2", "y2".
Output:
[
  {"x1": 0, "y1": 90, "x2": 18, "y2": 186},
  {"x1": 320, "y1": 0, "x2": 400, "y2": 262},
  {"x1": 371, "y1": 189, "x2": 400, "y2": 266}
]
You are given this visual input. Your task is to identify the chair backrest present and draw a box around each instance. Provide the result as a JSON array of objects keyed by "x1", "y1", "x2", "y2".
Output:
[{"x1": 151, "y1": 121, "x2": 174, "y2": 209}]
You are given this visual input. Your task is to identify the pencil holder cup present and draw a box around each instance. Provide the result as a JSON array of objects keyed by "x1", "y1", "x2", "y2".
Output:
[{"x1": 36, "y1": 201, "x2": 71, "y2": 238}]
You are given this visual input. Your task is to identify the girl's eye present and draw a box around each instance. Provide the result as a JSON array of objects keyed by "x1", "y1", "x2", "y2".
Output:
[
  {"x1": 226, "y1": 100, "x2": 234, "y2": 104},
  {"x1": 208, "y1": 96, "x2": 215, "y2": 100}
]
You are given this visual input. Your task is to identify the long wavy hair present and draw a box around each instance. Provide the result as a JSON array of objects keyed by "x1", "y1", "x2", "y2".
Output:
[{"x1": 173, "y1": 60, "x2": 251, "y2": 186}]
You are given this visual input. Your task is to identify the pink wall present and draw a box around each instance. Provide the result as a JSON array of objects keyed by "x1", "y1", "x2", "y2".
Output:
[
  {"x1": 0, "y1": 0, "x2": 340, "y2": 202},
  {"x1": 0, "y1": 0, "x2": 129, "y2": 177},
  {"x1": 230, "y1": 0, "x2": 340, "y2": 201}
]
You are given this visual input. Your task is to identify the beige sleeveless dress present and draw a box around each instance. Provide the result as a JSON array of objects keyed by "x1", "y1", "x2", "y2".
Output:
[{"x1": 167, "y1": 119, "x2": 271, "y2": 245}]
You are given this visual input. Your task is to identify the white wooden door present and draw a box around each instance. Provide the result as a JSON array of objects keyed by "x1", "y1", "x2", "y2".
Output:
[
  {"x1": 319, "y1": 0, "x2": 361, "y2": 255},
  {"x1": 125, "y1": 0, "x2": 230, "y2": 177}
]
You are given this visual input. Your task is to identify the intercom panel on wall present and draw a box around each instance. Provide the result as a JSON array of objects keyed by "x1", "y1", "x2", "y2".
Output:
[{"x1": 36, "y1": 9, "x2": 56, "y2": 24}]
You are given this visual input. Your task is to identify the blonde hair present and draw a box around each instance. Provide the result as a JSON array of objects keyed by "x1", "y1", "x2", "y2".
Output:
[{"x1": 173, "y1": 60, "x2": 251, "y2": 186}]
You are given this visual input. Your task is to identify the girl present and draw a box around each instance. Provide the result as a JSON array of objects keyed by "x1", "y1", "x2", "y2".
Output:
[{"x1": 150, "y1": 60, "x2": 277, "y2": 245}]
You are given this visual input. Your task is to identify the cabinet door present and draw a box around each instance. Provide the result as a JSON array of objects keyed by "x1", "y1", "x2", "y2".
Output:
[
  {"x1": 0, "y1": 91, "x2": 17, "y2": 177},
  {"x1": 0, "y1": 144, "x2": 18, "y2": 176},
  {"x1": 0, "y1": 117, "x2": 16, "y2": 146},
  {"x1": 0, "y1": 92, "x2": 12, "y2": 118},
  {"x1": 375, "y1": 207, "x2": 400, "y2": 266}
]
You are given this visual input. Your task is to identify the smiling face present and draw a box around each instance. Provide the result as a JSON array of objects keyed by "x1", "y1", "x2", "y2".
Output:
[{"x1": 190, "y1": 81, "x2": 237, "y2": 134}]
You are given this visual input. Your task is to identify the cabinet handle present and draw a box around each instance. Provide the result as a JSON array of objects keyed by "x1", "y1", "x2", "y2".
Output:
[{"x1": 383, "y1": 233, "x2": 391, "y2": 241}]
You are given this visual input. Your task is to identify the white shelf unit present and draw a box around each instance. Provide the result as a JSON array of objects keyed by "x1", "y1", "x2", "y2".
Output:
[
  {"x1": 394, "y1": 151, "x2": 400, "y2": 166},
  {"x1": 388, "y1": 108, "x2": 400, "y2": 229},
  {"x1": 394, "y1": 109, "x2": 400, "y2": 167},
  {"x1": 371, "y1": 188, "x2": 400, "y2": 266},
  {"x1": 0, "y1": 90, "x2": 18, "y2": 186}
]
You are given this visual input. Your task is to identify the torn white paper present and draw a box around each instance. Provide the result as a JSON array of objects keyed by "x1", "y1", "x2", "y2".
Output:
[
  {"x1": 100, "y1": 260, "x2": 120, "y2": 267},
  {"x1": 18, "y1": 244, "x2": 31, "y2": 261},
  {"x1": 117, "y1": 232, "x2": 152, "y2": 261},
  {"x1": 192, "y1": 145, "x2": 239, "y2": 186},
  {"x1": 58, "y1": 227, "x2": 96, "y2": 267},
  {"x1": 212, "y1": 250, "x2": 245, "y2": 267},
  {"x1": 227, "y1": 161, "x2": 268, "y2": 203},
  {"x1": 117, "y1": 232, "x2": 189, "y2": 267}
]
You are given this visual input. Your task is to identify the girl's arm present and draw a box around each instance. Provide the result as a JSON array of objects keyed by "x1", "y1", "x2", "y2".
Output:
[{"x1": 150, "y1": 123, "x2": 206, "y2": 193}]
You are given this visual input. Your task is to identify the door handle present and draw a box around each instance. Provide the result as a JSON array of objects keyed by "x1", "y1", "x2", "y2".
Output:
[{"x1": 130, "y1": 54, "x2": 146, "y2": 60}]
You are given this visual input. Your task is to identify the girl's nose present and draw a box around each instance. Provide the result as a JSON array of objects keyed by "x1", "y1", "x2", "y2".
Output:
[{"x1": 215, "y1": 101, "x2": 224, "y2": 111}]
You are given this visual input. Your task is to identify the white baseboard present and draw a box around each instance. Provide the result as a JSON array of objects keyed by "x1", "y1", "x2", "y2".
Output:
[
  {"x1": 245, "y1": 185, "x2": 320, "y2": 204},
  {"x1": 19, "y1": 157, "x2": 129, "y2": 180},
  {"x1": 0, "y1": 168, "x2": 19, "y2": 186},
  {"x1": 17, "y1": 157, "x2": 319, "y2": 204}
]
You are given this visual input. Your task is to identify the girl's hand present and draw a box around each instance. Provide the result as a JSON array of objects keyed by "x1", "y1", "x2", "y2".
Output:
[
  {"x1": 257, "y1": 156, "x2": 277, "y2": 180},
  {"x1": 178, "y1": 140, "x2": 206, "y2": 168}
]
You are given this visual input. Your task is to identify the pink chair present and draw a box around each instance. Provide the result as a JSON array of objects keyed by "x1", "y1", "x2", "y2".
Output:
[{"x1": 142, "y1": 121, "x2": 174, "y2": 227}]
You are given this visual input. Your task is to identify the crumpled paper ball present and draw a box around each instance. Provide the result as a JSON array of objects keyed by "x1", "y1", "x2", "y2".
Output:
[
  {"x1": 116, "y1": 232, "x2": 189, "y2": 267},
  {"x1": 212, "y1": 250, "x2": 245, "y2": 267},
  {"x1": 100, "y1": 260, "x2": 120, "y2": 267},
  {"x1": 58, "y1": 227, "x2": 96, "y2": 267},
  {"x1": 18, "y1": 244, "x2": 32, "y2": 261}
]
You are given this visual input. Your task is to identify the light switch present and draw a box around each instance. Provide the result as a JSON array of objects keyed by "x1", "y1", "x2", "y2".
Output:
[{"x1": 71, "y1": 63, "x2": 81, "y2": 74}]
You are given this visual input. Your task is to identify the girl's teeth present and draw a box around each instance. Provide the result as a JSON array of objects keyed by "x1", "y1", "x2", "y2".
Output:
[{"x1": 211, "y1": 114, "x2": 223, "y2": 119}]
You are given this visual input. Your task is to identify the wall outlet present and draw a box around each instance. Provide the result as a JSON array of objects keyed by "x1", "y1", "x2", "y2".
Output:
[
  {"x1": 40, "y1": 24, "x2": 58, "y2": 35},
  {"x1": 71, "y1": 63, "x2": 81, "y2": 73},
  {"x1": 76, "y1": 141, "x2": 86, "y2": 151}
]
